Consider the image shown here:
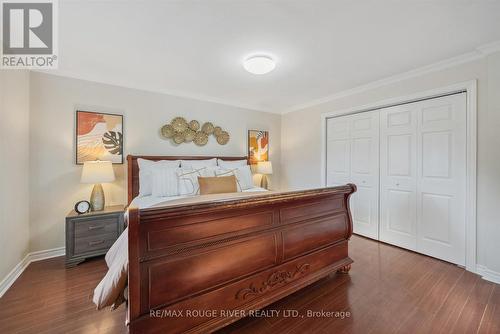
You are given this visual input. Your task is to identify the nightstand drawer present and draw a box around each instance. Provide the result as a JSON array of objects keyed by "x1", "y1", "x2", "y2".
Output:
[
  {"x1": 75, "y1": 217, "x2": 119, "y2": 238},
  {"x1": 74, "y1": 233, "x2": 117, "y2": 254}
]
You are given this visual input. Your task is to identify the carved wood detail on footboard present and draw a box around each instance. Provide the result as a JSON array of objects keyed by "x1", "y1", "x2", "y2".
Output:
[{"x1": 128, "y1": 185, "x2": 356, "y2": 334}]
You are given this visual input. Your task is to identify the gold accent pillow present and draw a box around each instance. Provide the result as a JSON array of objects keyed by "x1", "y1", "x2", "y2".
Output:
[{"x1": 198, "y1": 175, "x2": 238, "y2": 195}]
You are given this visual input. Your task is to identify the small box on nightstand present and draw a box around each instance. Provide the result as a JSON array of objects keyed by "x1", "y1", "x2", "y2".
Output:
[{"x1": 65, "y1": 205, "x2": 125, "y2": 267}]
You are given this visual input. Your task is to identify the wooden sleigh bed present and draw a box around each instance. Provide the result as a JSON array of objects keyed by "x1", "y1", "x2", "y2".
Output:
[{"x1": 126, "y1": 155, "x2": 356, "y2": 334}]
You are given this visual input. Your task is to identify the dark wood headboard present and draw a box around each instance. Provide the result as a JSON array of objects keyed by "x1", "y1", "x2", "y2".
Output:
[{"x1": 127, "y1": 155, "x2": 249, "y2": 204}]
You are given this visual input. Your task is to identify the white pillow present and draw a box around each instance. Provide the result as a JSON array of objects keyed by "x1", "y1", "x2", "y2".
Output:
[
  {"x1": 217, "y1": 159, "x2": 247, "y2": 168},
  {"x1": 151, "y1": 166, "x2": 179, "y2": 197},
  {"x1": 234, "y1": 165, "x2": 254, "y2": 190},
  {"x1": 216, "y1": 165, "x2": 254, "y2": 191},
  {"x1": 180, "y1": 158, "x2": 217, "y2": 169},
  {"x1": 137, "y1": 159, "x2": 180, "y2": 196},
  {"x1": 233, "y1": 165, "x2": 254, "y2": 190},
  {"x1": 177, "y1": 167, "x2": 213, "y2": 195}
]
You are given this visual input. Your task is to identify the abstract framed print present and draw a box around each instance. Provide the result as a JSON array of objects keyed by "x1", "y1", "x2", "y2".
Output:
[
  {"x1": 248, "y1": 130, "x2": 269, "y2": 165},
  {"x1": 76, "y1": 110, "x2": 123, "y2": 164}
]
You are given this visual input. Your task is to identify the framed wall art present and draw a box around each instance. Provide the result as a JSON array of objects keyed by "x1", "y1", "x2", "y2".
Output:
[
  {"x1": 75, "y1": 110, "x2": 123, "y2": 164},
  {"x1": 248, "y1": 130, "x2": 269, "y2": 164}
]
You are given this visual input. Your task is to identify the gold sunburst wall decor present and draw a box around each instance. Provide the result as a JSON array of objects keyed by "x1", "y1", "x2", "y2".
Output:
[{"x1": 160, "y1": 118, "x2": 230, "y2": 146}]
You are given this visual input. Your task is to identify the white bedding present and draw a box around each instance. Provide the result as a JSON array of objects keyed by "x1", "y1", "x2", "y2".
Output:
[
  {"x1": 129, "y1": 186, "x2": 267, "y2": 209},
  {"x1": 93, "y1": 187, "x2": 268, "y2": 310}
]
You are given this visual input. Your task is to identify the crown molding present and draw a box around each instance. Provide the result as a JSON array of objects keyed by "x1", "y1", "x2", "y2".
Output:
[
  {"x1": 476, "y1": 40, "x2": 500, "y2": 56},
  {"x1": 32, "y1": 40, "x2": 500, "y2": 116},
  {"x1": 282, "y1": 40, "x2": 500, "y2": 114},
  {"x1": 31, "y1": 70, "x2": 279, "y2": 115}
]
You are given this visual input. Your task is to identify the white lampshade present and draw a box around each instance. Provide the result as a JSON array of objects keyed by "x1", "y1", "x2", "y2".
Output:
[
  {"x1": 257, "y1": 161, "x2": 273, "y2": 175},
  {"x1": 81, "y1": 161, "x2": 115, "y2": 184}
]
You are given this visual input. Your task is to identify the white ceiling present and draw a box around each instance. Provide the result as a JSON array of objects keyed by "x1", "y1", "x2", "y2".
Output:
[{"x1": 55, "y1": 0, "x2": 500, "y2": 113}]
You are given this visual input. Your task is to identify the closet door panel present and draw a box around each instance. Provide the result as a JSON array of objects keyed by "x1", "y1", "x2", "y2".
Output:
[
  {"x1": 386, "y1": 189, "x2": 415, "y2": 235},
  {"x1": 326, "y1": 116, "x2": 351, "y2": 186},
  {"x1": 326, "y1": 140, "x2": 350, "y2": 186},
  {"x1": 416, "y1": 93, "x2": 466, "y2": 265},
  {"x1": 349, "y1": 111, "x2": 379, "y2": 239},
  {"x1": 380, "y1": 106, "x2": 417, "y2": 250},
  {"x1": 327, "y1": 116, "x2": 350, "y2": 139}
]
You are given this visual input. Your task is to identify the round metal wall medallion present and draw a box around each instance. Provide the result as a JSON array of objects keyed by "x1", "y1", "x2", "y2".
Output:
[
  {"x1": 201, "y1": 122, "x2": 214, "y2": 135},
  {"x1": 194, "y1": 131, "x2": 209, "y2": 146},
  {"x1": 161, "y1": 124, "x2": 175, "y2": 138},
  {"x1": 216, "y1": 131, "x2": 230, "y2": 145},
  {"x1": 189, "y1": 120, "x2": 200, "y2": 131},
  {"x1": 171, "y1": 117, "x2": 188, "y2": 133},
  {"x1": 183, "y1": 129, "x2": 196, "y2": 142},
  {"x1": 173, "y1": 133, "x2": 185, "y2": 144},
  {"x1": 213, "y1": 126, "x2": 222, "y2": 137}
]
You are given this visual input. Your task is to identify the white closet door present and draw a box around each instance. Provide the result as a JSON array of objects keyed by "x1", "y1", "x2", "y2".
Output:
[
  {"x1": 416, "y1": 94, "x2": 466, "y2": 265},
  {"x1": 380, "y1": 93, "x2": 467, "y2": 264},
  {"x1": 327, "y1": 93, "x2": 467, "y2": 264},
  {"x1": 349, "y1": 112, "x2": 379, "y2": 239},
  {"x1": 379, "y1": 104, "x2": 418, "y2": 250},
  {"x1": 326, "y1": 112, "x2": 379, "y2": 239},
  {"x1": 326, "y1": 115, "x2": 351, "y2": 186}
]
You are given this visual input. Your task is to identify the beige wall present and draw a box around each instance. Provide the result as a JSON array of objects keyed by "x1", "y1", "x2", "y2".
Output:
[
  {"x1": 4, "y1": 53, "x2": 500, "y2": 282},
  {"x1": 29, "y1": 72, "x2": 281, "y2": 252},
  {"x1": 0, "y1": 71, "x2": 31, "y2": 281},
  {"x1": 281, "y1": 51, "x2": 500, "y2": 274}
]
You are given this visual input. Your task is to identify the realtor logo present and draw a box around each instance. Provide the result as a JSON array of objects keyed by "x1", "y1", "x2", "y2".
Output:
[{"x1": 1, "y1": 0, "x2": 58, "y2": 68}]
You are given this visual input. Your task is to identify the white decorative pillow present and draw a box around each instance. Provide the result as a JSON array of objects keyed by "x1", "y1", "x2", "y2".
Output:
[
  {"x1": 177, "y1": 167, "x2": 213, "y2": 195},
  {"x1": 137, "y1": 159, "x2": 180, "y2": 196},
  {"x1": 217, "y1": 159, "x2": 247, "y2": 168},
  {"x1": 234, "y1": 165, "x2": 254, "y2": 190},
  {"x1": 200, "y1": 167, "x2": 218, "y2": 177},
  {"x1": 216, "y1": 165, "x2": 254, "y2": 191},
  {"x1": 180, "y1": 158, "x2": 217, "y2": 169},
  {"x1": 151, "y1": 166, "x2": 179, "y2": 197}
]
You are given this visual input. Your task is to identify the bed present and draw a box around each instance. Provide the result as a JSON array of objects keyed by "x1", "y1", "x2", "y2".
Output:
[{"x1": 97, "y1": 155, "x2": 356, "y2": 334}]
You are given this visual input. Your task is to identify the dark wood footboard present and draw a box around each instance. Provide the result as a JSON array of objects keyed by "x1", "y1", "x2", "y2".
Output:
[{"x1": 127, "y1": 185, "x2": 356, "y2": 334}]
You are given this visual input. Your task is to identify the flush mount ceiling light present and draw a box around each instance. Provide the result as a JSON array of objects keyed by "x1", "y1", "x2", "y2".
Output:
[{"x1": 243, "y1": 55, "x2": 276, "y2": 75}]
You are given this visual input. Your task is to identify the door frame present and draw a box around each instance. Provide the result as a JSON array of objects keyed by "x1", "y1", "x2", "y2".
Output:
[{"x1": 320, "y1": 80, "x2": 477, "y2": 273}]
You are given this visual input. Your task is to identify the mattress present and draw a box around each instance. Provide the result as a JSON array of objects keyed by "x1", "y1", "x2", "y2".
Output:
[{"x1": 129, "y1": 186, "x2": 268, "y2": 209}]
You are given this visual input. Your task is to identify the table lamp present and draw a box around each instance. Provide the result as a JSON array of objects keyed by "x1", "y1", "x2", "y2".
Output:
[
  {"x1": 81, "y1": 160, "x2": 115, "y2": 211},
  {"x1": 257, "y1": 161, "x2": 273, "y2": 190}
]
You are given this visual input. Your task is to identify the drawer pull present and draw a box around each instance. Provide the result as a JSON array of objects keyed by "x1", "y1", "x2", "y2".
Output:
[
  {"x1": 88, "y1": 225, "x2": 105, "y2": 231},
  {"x1": 88, "y1": 240, "x2": 105, "y2": 246}
]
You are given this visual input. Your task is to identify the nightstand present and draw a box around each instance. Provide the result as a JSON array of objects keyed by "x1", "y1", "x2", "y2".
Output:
[{"x1": 65, "y1": 205, "x2": 125, "y2": 267}]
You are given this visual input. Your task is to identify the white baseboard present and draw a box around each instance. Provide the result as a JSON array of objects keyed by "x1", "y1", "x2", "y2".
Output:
[
  {"x1": 28, "y1": 246, "x2": 65, "y2": 262},
  {"x1": 0, "y1": 247, "x2": 65, "y2": 298},
  {"x1": 477, "y1": 264, "x2": 500, "y2": 285},
  {"x1": 0, "y1": 254, "x2": 31, "y2": 298}
]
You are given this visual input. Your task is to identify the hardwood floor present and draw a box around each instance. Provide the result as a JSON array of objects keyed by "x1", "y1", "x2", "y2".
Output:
[{"x1": 1, "y1": 235, "x2": 498, "y2": 334}]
